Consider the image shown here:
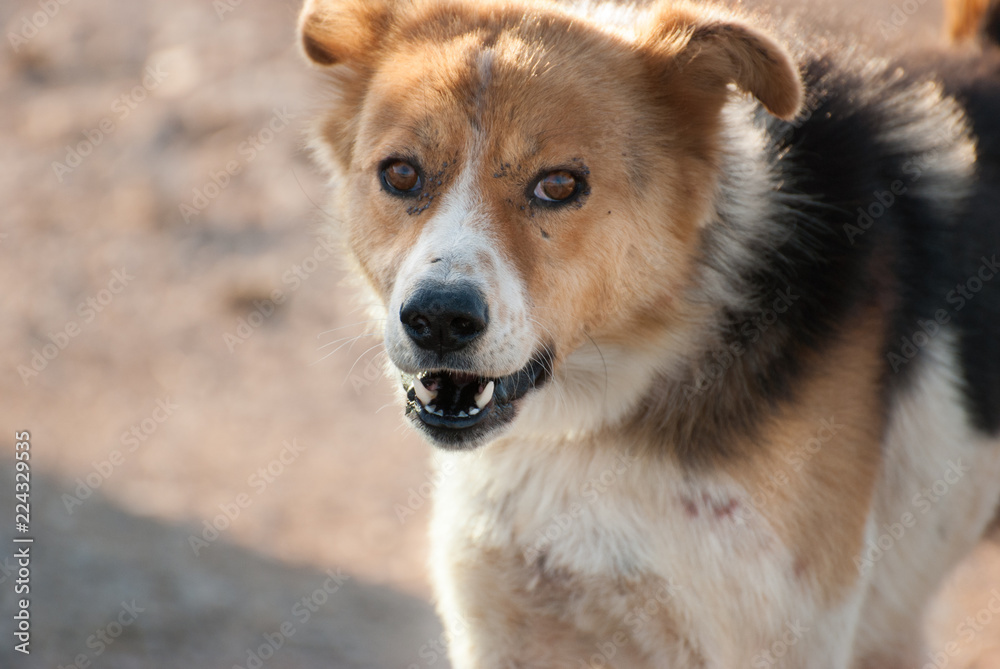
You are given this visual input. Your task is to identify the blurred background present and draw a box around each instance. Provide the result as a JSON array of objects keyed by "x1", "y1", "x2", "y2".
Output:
[{"x1": 1, "y1": 0, "x2": 1000, "y2": 667}]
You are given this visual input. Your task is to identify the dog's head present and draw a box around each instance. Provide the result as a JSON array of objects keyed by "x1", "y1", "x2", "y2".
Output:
[{"x1": 299, "y1": 0, "x2": 802, "y2": 449}]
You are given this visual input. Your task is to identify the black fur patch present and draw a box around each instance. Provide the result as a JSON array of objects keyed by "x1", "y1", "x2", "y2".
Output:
[
  {"x1": 984, "y1": 2, "x2": 1000, "y2": 45},
  {"x1": 905, "y1": 47, "x2": 1000, "y2": 433},
  {"x1": 631, "y1": 47, "x2": 1000, "y2": 463}
]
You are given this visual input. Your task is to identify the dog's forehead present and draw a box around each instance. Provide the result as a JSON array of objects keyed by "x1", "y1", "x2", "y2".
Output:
[{"x1": 357, "y1": 25, "x2": 641, "y2": 166}]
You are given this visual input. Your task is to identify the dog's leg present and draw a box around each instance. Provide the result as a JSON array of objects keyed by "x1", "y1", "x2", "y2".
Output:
[{"x1": 851, "y1": 334, "x2": 1000, "y2": 668}]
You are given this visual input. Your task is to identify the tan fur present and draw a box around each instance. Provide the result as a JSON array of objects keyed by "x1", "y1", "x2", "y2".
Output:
[
  {"x1": 946, "y1": 0, "x2": 995, "y2": 42},
  {"x1": 298, "y1": 0, "x2": 394, "y2": 66},
  {"x1": 731, "y1": 307, "x2": 886, "y2": 604},
  {"x1": 639, "y1": 2, "x2": 804, "y2": 120}
]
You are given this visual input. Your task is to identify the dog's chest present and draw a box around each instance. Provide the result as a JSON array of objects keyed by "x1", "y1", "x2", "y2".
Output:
[{"x1": 430, "y1": 440, "x2": 810, "y2": 666}]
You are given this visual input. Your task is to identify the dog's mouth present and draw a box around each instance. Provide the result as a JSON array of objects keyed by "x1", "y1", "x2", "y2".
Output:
[{"x1": 400, "y1": 349, "x2": 553, "y2": 448}]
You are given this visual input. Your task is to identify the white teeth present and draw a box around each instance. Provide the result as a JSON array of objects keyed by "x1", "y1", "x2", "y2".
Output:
[
  {"x1": 474, "y1": 381, "x2": 495, "y2": 409},
  {"x1": 425, "y1": 404, "x2": 437, "y2": 413},
  {"x1": 413, "y1": 378, "x2": 437, "y2": 405},
  {"x1": 458, "y1": 411, "x2": 469, "y2": 418},
  {"x1": 469, "y1": 407, "x2": 480, "y2": 416},
  {"x1": 433, "y1": 409, "x2": 445, "y2": 416}
]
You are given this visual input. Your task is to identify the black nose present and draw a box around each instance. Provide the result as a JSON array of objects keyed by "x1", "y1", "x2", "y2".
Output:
[{"x1": 400, "y1": 284, "x2": 489, "y2": 353}]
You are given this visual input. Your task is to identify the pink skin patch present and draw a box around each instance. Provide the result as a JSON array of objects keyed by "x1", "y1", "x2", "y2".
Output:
[{"x1": 680, "y1": 493, "x2": 741, "y2": 520}]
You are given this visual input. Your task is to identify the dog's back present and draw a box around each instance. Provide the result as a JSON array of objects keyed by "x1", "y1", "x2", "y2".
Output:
[{"x1": 914, "y1": 0, "x2": 1000, "y2": 433}]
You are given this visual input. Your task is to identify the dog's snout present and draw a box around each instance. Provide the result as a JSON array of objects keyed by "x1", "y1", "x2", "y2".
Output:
[{"x1": 400, "y1": 284, "x2": 489, "y2": 353}]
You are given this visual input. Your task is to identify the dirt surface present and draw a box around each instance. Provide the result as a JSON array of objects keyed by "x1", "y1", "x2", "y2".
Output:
[{"x1": 0, "y1": 0, "x2": 998, "y2": 667}]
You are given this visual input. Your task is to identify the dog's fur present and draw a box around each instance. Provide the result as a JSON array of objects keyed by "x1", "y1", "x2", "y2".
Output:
[{"x1": 298, "y1": 0, "x2": 1000, "y2": 665}]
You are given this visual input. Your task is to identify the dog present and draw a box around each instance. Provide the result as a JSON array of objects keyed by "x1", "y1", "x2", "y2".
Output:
[
  {"x1": 947, "y1": 0, "x2": 1000, "y2": 42},
  {"x1": 297, "y1": 0, "x2": 1000, "y2": 665}
]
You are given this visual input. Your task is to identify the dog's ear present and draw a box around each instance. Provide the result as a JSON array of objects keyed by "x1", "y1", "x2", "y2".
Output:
[
  {"x1": 298, "y1": 0, "x2": 395, "y2": 66},
  {"x1": 643, "y1": 4, "x2": 803, "y2": 120}
]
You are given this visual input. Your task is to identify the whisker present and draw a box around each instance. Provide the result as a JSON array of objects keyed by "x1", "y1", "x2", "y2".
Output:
[
  {"x1": 525, "y1": 314, "x2": 608, "y2": 408},
  {"x1": 316, "y1": 319, "x2": 386, "y2": 339},
  {"x1": 317, "y1": 332, "x2": 379, "y2": 351},
  {"x1": 314, "y1": 337, "x2": 378, "y2": 365},
  {"x1": 526, "y1": 317, "x2": 561, "y2": 388},
  {"x1": 291, "y1": 166, "x2": 345, "y2": 226},
  {"x1": 314, "y1": 334, "x2": 380, "y2": 362},
  {"x1": 582, "y1": 331, "x2": 610, "y2": 402},
  {"x1": 312, "y1": 348, "x2": 343, "y2": 366},
  {"x1": 344, "y1": 343, "x2": 388, "y2": 383},
  {"x1": 347, "y1": 303, "x2": 376, "y2": 321},
  {"x1": 526, "y1": 316, "x2": 559, "y2": 344}
]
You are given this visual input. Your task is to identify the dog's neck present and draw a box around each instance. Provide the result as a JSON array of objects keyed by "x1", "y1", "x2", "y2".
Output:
[{"x1": 509, "y1": 98, "x2": 795, "y2": 452}]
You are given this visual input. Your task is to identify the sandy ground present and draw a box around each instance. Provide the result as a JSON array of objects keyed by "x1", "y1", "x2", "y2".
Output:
[{"x1": 0, "y1": 0, "x2": 999, "y2": 667}]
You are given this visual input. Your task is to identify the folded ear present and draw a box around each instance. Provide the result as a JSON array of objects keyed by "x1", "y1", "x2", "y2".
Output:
[
  {"x1": 298, "y1": 0, "x2": 395, "y2": 66},
  {"x1": 644, "y1": 4, "x2": 803, "y2": 120}
]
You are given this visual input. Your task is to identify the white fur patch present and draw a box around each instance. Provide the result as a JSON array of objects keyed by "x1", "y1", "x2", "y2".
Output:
[
  {"x1": 431, "y1": 428, "x2": 868, "y2": 667},
  {"x1": 383, "y1": 148, "x2": 538, "y2": 377},
  {"x1": 853, "y1": 332, "x2": 1000, "y2": 666}
]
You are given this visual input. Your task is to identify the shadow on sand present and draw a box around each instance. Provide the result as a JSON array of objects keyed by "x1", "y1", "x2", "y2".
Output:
[{"x1": 0, "y1": 464, "x2": 448, "y2": 669}]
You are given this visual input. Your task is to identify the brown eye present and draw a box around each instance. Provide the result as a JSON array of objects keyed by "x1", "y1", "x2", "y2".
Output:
[
  {"x1": 533, "y1": 171, "x2": 578, "y2": 203},
  {"x1": 381, "y1": 160, "x2": 421, "y2": 194}
]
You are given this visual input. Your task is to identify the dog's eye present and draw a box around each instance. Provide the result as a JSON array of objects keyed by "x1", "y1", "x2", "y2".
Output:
[
  {"x1": 533, "y1": 171, "x2": 578, "y2": 203},
  {"x1": 381, "y1": 160, "x2": 422, "y2": 194}
]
